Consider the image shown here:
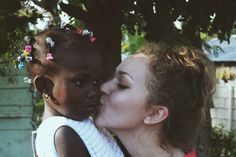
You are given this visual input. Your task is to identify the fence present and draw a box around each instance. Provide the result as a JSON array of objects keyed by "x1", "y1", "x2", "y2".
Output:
[
  {"x1": 211, "y1": 80, "x2": 236, "y2": 130},
  {"x1": 0, "y1": 64, "x2": 34, "y2": 157}
]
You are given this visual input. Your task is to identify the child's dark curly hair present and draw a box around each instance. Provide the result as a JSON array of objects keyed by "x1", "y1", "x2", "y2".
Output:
[{"x1": 26, "y1": 27, "x2": 105, "y2": 79}]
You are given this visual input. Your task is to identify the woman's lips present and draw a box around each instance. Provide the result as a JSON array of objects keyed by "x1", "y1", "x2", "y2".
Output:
[
  {"x1": 93, "y1": 98, "x2": 104, "y2": 118},
  {"x1": 100, "y1": 96, "x2": 105, "y2": 106}
]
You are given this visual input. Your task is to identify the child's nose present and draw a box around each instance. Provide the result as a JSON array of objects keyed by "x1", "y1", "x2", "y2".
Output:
[
  {"x1": 87, "y1": 82, "x2": 99, "y2": 99},
  {"x1": 87, "y1": 88, "x2": 97, "y2": 99}
]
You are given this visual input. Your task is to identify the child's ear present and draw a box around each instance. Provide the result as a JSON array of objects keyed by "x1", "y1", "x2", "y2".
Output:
[
  {"x1": 33, "y1": 75, "x2": 53, "y2": 96},
  {"x1": 144, "y1": 105, "x2": 169, "y2": 125}
]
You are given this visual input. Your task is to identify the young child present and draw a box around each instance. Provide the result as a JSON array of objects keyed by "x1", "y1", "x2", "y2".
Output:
[{"x1": 17, "y1": 27, "x2": 124, "y2": 157}]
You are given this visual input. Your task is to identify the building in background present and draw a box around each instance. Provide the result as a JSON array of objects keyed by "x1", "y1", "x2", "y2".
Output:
[{"x1": 205, "y1": 35, "x2": 236, "y2": 130}]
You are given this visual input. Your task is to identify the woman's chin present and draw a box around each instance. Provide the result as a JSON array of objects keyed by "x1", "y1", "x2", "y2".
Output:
[
  {"x1": 94, "y1": 116, "x2": 103, "y2": 127},
  {"x1": 94, "y1": 112, "x2": 108, "y2": 127}
]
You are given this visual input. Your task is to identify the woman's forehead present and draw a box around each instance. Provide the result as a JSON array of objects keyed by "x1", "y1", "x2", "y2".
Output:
[
  {"x1": 119, "y1": 55, "x2": 149, "y2": 68},
  {"x1": 117, "y1": 55, "x2": 149, "y2": 77}
]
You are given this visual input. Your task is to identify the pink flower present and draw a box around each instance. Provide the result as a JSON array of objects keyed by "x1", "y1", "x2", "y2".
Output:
[{"x1": 24, "y1": 45, "x2": 32, "y2": 52}]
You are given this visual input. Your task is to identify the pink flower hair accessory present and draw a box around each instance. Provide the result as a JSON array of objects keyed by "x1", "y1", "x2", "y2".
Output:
[
  {"x1": 46, "y1": 53, "x2": 54, "y2": 60},
  {"x1": 17, "y1": 36, "x2": 34, "y2": 69},
  {"x1": 63, "y1": 24, "x2": 96, "y2": 43}
]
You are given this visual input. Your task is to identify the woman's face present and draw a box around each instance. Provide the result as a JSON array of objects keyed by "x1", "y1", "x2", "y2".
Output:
[{"x1": 95, "y1": 54, "x2": 150, "y2": 131}]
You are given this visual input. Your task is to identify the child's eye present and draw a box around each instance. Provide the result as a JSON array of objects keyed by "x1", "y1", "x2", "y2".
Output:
[
  {"x1": 74, "y1": 78, "x2": 89, "y2": 87},
  {"x1": 75, "y1": 80, "x2": 81, "y2": 86},
  {"x1": 93, "y1": 79, "x2": 104, "y2": 86}
]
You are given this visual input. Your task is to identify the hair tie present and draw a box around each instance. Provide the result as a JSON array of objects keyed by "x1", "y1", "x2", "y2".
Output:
[
  {"x1": 16, "y1": 36, "x2": 34, "y2": 69},
  {"x1": 46, "y1": 37, "x2": 55, "y2": 47},
  {"x1": 46, "y1": 53, "x2": 54, "y2": 60},
  {"x1": 24, "y1": 36, "x2": 31, "y2": 44},
  {"x1": 63, "y1": 24, "x2": 96, "y2": 42},
  {"x1": 23, "y1": 77, "x2": 32, "y2": 84},
  {"x1": 45, "y1": 37, "x2": 55, "y2": 60}
]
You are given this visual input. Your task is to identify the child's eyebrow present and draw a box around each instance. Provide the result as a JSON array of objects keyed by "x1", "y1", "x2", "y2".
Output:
[
  {"x1": 72, "y1": 72, "x2": 91, "y2": 77},
  {"x1": 70, "y1": 71, "x2": 96, "y2": 78}
]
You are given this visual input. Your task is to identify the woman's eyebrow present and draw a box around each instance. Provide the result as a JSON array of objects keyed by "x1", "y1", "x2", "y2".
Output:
[{"x1": 118, "y1": 70, "x2": 134, "y2": 80}]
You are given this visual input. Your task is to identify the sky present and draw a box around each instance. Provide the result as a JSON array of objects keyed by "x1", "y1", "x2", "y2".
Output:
[{"x1": 28, "y1": 0, "x2": 71, "y2": 30}]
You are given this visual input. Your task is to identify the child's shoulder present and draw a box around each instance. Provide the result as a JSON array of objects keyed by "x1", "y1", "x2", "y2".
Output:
[
  {"x1": 35, "y1": 116, "x2": 93, "y2": 157},
  {"x1": 36, "y1": 116, "x2": 124, "y2": 157},
  {"x1": 36, "y1": 116, "x2": 98, "y2": 145},
  {"x1": 54, "y1": 126, "x2": 91, "y2": 157},
  {"x1": 37, "y1": 116, "x2": 92, "y2": 131}
]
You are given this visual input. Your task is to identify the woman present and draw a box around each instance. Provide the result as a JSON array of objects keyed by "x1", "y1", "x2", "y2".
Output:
[{"x1": 95, "y1": 42, "x2": 216, "y2": 157}]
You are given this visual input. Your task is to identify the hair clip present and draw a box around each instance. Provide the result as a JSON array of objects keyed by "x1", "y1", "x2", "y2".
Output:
[
  {"x1": 17, "y1": 55, "x2": 22, "y2": 62},
  {"x1": 75, "y1": 27, "x2": 95, "y2": 41},
  {"x1": 17, "y1": 36, "x2": 34, "y2": 69},
  {"x1": 24, "y1": 45, "x2": 32, "y2": 52},
  {"x1": 82, "y1": 29, "x2": 90, "y2": 35},
  {"x1": 61, "y1": 22, "x2": 67, "y2": 29},
  {"x1": 63, "y1": 24, "x2": 96, "y2": 43},
  {"x1": 46, "y1": 53, "x2": 54, "y2": 60},
  {"x1": 46, "y1": 37, "x2": 55, "y2": 47},
  {"x1": 90, "y1": 36, "x2": 96, "y2": 42},
  {"x1": 45, "y1": 37, "x2": 55, "y2": 60},
  {"x1": 23, "y1": 77, "x2": 32, "y2": 84},
  {"x1": 18, "y1": 62, "x2": 24, "y2": 69},
  {"x1": 25, "y1": 56, "x2": 33, "y2": 62},
  {"x1": 24, "y1": 36, "x2": 31, "y2": 44},
  {"x1": 76, "y1": 28, "x2": 83, "y2": 34}
]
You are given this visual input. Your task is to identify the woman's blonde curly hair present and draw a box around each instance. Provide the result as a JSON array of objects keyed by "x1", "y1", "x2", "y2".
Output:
[{"x1": 139, "y1": 42, "x2": 216, "y2": 152}]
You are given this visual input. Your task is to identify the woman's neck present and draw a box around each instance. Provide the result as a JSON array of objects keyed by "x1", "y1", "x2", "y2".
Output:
[{"x1": 114, "y1": 128, "x2": 184, "y2": 157}]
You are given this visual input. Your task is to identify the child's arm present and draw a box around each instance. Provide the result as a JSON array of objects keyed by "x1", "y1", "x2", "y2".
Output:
[{"x1": 55, "y1": 126, "x2": 90, "y2": 157}]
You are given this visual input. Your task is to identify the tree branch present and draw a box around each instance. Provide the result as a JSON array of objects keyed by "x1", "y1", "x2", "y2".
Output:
[{"x1": 59, "y1": 2, "x2": 91, "y2": 24}]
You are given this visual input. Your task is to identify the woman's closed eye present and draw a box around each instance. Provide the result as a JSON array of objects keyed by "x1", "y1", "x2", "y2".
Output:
[
  {"x1": 117, "y1": 83, "x2": 129, "y2": 89},
  {"x1": 116, "y1": 75, "x2": 131, "y2": 90}
]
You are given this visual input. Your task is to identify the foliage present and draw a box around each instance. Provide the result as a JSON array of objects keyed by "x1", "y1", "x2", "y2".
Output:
[
  {"x1": 34, "y1": 94, "x2": 44, "y2": 127},
  {"x1": 1, "y1": 0, "x2": 236, "y2": 57},
  {"x1": 44, "y1": 0, "x2": 236, "y2": 56},
  {"x1": 209, "y1": 126, "x2": 236, "y2": 157},
  {"x1": 216, "y1": 68, "x2": 236, "y2": 83},
  {"x1": 121, "y1": 30, "x2": 146, "y2": 54},
  {"x1": 0, "y1": 0, "x2": 41, "y2": 56}
]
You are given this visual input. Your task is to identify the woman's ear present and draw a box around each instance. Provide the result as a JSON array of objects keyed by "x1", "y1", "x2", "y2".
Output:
[
  {"x1": 33, "y1": 75, "x2": 53, "y2": 96},
  {"x1": 144, "y1": 105, "x2": 169, "y2": 125}
]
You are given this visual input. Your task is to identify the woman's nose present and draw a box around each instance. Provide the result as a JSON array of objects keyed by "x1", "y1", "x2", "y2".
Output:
[{"x1": 100, "y1": 79, "x2": 115, "y2": 95}]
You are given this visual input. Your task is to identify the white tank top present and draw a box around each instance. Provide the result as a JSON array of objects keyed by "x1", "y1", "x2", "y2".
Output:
[{"x1": 33, "y1": 116, "x2": 124, "y2": 157}]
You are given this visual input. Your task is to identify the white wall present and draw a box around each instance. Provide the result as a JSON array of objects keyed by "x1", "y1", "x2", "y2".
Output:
[{"x1": 211, "y1": 80, "x2": 236, "y2": 130}]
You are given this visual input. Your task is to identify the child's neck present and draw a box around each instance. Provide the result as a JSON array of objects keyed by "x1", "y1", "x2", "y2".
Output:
[{"x1": 42, "y1": 103, "x2": 61, "y2": 121}]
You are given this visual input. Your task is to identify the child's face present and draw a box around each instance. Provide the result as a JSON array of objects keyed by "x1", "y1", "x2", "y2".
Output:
[{"x1": 49, "y1": 51, "x2": 103, "y2": 120}]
